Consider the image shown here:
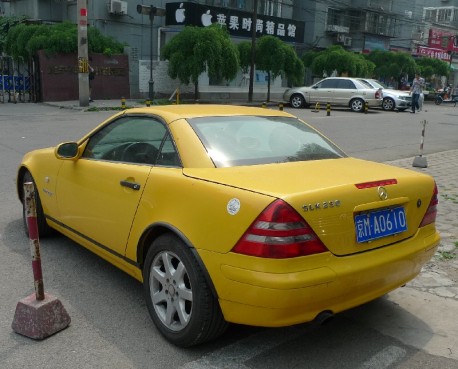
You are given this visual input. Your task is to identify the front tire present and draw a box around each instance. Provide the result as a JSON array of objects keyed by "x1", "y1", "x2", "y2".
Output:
[
  {"x1": 382, "y1": 97, "x2": 395, "y2": 111},
  {"x1": 143, "y1": 234, "x2": 228, "y2": 347},
  {"x1": 290, "y1": 94, "x2": 305, "y2": 108},
  {"x1": 22, "y1": 171, "x2": 53, "y2": 237}
]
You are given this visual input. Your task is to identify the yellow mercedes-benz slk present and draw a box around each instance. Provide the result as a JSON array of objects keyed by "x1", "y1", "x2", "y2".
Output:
[{"x1": 17, "y1": 105, "x2": 440, "y2": 347}]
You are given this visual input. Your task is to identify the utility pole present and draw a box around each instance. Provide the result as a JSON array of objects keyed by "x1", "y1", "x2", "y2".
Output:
[
  {"x1": 77, "y1": 0, "x2": 89, "y2": 106},
  {"x1": 248, "y1": 0, "x2": 258, "y2": 102}
]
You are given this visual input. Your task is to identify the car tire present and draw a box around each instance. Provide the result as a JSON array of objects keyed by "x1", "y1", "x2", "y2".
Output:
[
  {"x1": 21, "y1": 171, "x2": 53, "y2": 237},
  {"x1": 143, "y1": 233, "x2": 228, "y2": 347},
  {"x1": 382, "y1": 97, "x2": 395, "y2": 111},
  {"x1": 290, "y1": 94, "x2": 305, "y2": 108},
  {"x1": 350, "y1": 98, "x2": 365, "y2": 112}
]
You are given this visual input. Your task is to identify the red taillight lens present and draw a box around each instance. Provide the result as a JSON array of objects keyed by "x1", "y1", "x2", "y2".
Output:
[
  {"x1": 420, "y1": 183, "x2": 438, "y2": 227},
  {"x1": 355, "y1": 179, "x2": 397, "y2": 189},
  {"x1": 375, "y1": 89, "x2": 382, "y2": 99},
  {"x1": 231, "y1": 199, "x2": 328, "y2": 258}
]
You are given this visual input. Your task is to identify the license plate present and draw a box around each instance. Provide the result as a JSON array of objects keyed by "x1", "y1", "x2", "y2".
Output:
[{"x1": 355, "y1": 207, "x2": 407, "y2": 243}]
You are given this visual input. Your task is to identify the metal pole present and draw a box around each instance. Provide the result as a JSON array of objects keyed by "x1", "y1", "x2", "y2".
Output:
[
  {"x1": 77, "y1": 0, "x2": 89, "y2": 107},
  {"x1": 248, "y1": 0, "x2": 258, "y2": 102},
  {"x1": 149, "y1": 8, "x2": 155, "y2": 102},
  {"x1": 24, "y1": 182, "x2": 45, "y2": 301}
]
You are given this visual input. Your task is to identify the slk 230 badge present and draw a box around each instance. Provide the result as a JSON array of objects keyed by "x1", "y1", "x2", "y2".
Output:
[{"x1": 302, "y1": 200, "x2": 341, "y2": 212}]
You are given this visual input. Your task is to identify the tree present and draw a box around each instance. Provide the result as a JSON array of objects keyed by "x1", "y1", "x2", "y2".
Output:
[
  {"x1": 162, "y1": 25, "x2": 239, "y2": 100},
  {"x1": 4, "y1": 20, "x2": 124, "y2": 60},
  {"x1": 306, "y1": 45, "x2": 374, "y2": 78},
  {"x1": 237, "y1": 41, "x2": 252, "y2": 74},
  {"x1": 365, "y1": 50, "x2": 416, "y2": 85},
  {"x1": 415, "y1": 57, "x2": 449, "y2": 80},
  {"x1": 255, "y1": 35, "x2": 304, "y2": 101}
]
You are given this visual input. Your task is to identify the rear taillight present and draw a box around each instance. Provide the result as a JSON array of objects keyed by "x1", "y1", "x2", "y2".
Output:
[
  {"x1": 420, "y1": 183, "x2": 438, "y2": 227},
  {"x1": 375, "y1": 89, "x2": 382, "y2": 99},
  {"x1": 231, "y1": 199, "x2": 328, "y2": 258}
]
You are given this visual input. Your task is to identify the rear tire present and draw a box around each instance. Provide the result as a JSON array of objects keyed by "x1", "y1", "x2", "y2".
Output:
[
  {"x1": 434, "y1": 97, "x2": 443, "y2": 105},
  {"x1": 350, "y1": 98, "x2": 364, "y2": 112},
  {"x1": 22, "y1": 171, "x2": 53, "y2": 237},
  {"x1": 143, "y1": 234, "x2": 228, "y2": 347}
]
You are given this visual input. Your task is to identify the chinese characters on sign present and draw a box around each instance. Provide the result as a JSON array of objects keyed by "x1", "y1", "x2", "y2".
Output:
[
  {"x1": 416, "y1": 46, "x2": 451, "y2": 62},
  {"x1": 165, "y1": 2, "x2": 304, "y2": 43}
]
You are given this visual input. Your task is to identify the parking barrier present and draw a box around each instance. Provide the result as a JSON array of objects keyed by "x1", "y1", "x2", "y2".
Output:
[
  {"x1": 326, "y1": 102, "x2": 331, "y2": 116},
  {"x1": 413, "y1": 119, "x2": 428, "y2": 168},
  {"x1": 279, "y1": 103, "x2": 283, "y2": 111},
  {"x1": 262, "y1": 102, "x2": 267, "y2": 108},
  {"x1": 121, "y1": 97, "x2": 126, "y2": 110},
  {"x1": 146, "y1": 99, "x2": 151, "y2": 107},
  {"x1": 312, "y1": 102, "x2": 320, "y2": 113},
  {"x1": 364, "y1": 101, "x2": 368, "y2": 114},
  {"x1": 12, "y1": 183, "x2": 71, "y2": 339}
]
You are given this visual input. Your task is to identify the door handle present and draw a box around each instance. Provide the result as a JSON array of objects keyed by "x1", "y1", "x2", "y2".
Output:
[{"x1": 120, "y1": 180, "x2": 141, "y2": 190}]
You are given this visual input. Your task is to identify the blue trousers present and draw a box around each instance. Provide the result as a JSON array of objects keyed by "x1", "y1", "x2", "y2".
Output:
[{"x1": 411, "y1": 93, "x2": 420, "y2": 112}]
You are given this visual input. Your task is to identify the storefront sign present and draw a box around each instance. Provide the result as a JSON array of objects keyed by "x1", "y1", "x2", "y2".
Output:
[
  {"x1": 428, "y1": 28, "x2": 458, "y2": 52},
  {"x1": 416, "y1": 46, "x2": 451, "y2": 61},
  {"x1": 165, "y1": 2, "x2": 304, "y2": 43}
]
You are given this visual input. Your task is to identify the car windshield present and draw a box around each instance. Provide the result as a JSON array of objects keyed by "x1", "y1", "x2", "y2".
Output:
[{"x1": 188, "y1": 116, "x2": 346, "y2": 168}]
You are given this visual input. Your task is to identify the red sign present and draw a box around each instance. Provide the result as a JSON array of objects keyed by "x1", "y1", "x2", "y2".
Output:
[
  {"x1": 428, "y1": 28, "x2": 458, "y2": 52},
  {"x1": 416, "y1": 46, "x2": 451, "y2": 61},
  {"x1": 80, "y1": 8, "x2": 87, "y2": 17}
]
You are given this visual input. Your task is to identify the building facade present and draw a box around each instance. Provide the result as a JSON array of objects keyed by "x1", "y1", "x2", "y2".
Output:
[{"x1": 2, "y1": 0, "x2": 457, "y2": 99}]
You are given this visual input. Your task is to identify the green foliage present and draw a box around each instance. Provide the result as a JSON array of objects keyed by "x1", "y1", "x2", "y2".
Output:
[
  {"x1": 415, "y1": 57, "x2": 449, "y2": 79},
  {"x1": 256, "y1": 35, "x2": 304, "y2": 97},
  {"x1": 237, "y1": 41, "x2": 252, "y2": 73},
  {"x1": 308, "y1": 45, "x2": 374, "y2": 77},
  {"x1": 365, "y1": 50, "x2": 416, "y2": 80},
  {"x1": 4, "y1": 20, "x2": 125, "y2": 60},
  {"x1": 162, "y1": 25, "x2": 239, "y2": 98},
  {"x1": 0, "y1": 16, "x2": 26, "y2": 54}
]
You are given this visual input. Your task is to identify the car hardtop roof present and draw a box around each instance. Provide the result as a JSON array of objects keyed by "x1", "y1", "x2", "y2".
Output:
[{"x1": 124, "y1": 104, "x2": 293, "y2": 120}]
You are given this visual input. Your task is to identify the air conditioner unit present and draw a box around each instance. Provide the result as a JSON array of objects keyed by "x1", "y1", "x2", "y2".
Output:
[
  {"x1": 337, "y1": 33, "x2": 346, "y2": 43},
  {"x1": 343, "y1": 37, "x2": 352, "y2": 46},
  {"x1": 109, "y1": 0, "x2": 127, "y2": 15}
]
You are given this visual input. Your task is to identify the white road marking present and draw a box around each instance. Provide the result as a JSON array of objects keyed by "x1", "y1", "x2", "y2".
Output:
[
  {"x1": 358, "y1": 345, "x2": 407, "y2": 369},
  {"x1": 180, "y1": 327, "x2": 307, "y2": 369}
]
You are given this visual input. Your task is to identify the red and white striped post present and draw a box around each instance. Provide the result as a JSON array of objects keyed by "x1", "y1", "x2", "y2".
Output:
[
  {"x1": 24, "y1": 182, "x2": 45, "y2": 300},
  {"x1": 11, "y1": 182, "x2": 71, "y2": 339},
  {"x1": 413, "y1": 119, "x2": 428, "y2": 168}
]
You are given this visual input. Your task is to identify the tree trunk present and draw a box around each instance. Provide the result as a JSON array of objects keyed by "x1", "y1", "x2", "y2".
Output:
[{"x1": 267, "y1": 71, "x2": 271, "y2": 102}]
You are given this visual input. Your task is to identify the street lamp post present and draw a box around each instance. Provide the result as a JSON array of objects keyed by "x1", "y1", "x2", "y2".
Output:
[{"x1": 137, "y1": 5, "x2": 166, "y2": 102}]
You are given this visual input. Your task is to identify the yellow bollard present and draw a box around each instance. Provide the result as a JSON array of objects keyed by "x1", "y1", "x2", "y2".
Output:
[
  {"x1": 121, "y1": 97, "x2": 126, "y2": 110},
  {"x1": 364, "y1": 101, "x2": 368, "y2": 114},
  {"x1": 146, "y1": 99, "x2": 151, "y2": 107},
  {"x1": 326, "y1": 102, "x2": 331, "y2": 116},
  {"x1": 312, "y1": 102, "x2": 320, "y2": 113},
  {"x1": 279, "y1": 103, "x2": 284, "y2": 111},
  {"x1": 262, "y1": 102, "x2": 267, "y2": 108}
]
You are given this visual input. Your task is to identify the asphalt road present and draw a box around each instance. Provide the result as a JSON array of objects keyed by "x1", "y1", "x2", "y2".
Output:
[{"x1": 0, "y1": 102, "x2": 457, "y2": 369}]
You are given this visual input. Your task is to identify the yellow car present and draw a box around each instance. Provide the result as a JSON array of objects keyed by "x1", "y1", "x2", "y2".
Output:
[{"x1": 17, "y1": 105, "x2": 440, "y2": 347}]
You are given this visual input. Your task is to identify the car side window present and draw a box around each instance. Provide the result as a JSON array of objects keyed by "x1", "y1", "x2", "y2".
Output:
[
  {"x1": 337, "y1": 79, "x2": 356, "y2": 89},
  {"x1": 318, "y1": 79, "x2": 337, "y2": 88},
  {"x1": 82, "y1": 116, "x2": 174, "y2": 165}
]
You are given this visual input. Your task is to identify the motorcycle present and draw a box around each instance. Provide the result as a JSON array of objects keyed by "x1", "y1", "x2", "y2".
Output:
[{"x1": 434, "y1": 89, "x2": 458, "y2": 106}]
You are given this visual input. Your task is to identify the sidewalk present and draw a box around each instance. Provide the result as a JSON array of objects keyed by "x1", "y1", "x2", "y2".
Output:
[{"x1": 387, "y1": 150, "x2": 458, "y2": 300}]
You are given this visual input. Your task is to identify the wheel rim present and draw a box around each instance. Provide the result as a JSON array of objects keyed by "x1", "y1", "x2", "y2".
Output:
[
  {"x1": 383, "y1": 98, "x2": 394, "y2": 110},
  {"x1": 291, "y1": 95, "x2": 303, "y2": 108},
  {"x1": 150, "y1": 251, "x2": 193, "y2": 332},
  {"x1": 351, "y1": 99, "x2": 363, "y2": 111}
]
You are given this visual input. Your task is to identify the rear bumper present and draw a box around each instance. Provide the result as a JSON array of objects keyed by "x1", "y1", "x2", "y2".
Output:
[{"x1": 198, "y1": 226, "x2": 440, "y2": 327}]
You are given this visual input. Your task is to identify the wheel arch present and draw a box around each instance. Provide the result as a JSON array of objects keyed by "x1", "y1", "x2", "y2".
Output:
[
  {"x1": 137, "y1": 223, "x2": 219, "y2": 299},
  {"x1": 17, "y1": 166, "x2": 31, "y2": 203}
]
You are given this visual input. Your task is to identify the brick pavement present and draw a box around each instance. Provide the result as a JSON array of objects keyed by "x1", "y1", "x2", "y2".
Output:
[{"x1": 387, "y1": 150, "x2": 458, "y2": 300}]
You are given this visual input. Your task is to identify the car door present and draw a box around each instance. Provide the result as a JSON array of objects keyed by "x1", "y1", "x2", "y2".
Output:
[
  {"x1": 310, "y1": 79, "x2": 338, "y2": 104},
  {"x1": 334, "y1": 78, "x2": 358, "y2": 106},
  {"x1": 55, "y1": 115, "x2": 169, "y2": 257}
]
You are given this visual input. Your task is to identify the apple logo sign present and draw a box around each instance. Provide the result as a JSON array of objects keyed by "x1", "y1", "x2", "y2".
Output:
[
  {"x1": 201, "y1": 10, "x2": 213, "y2": 27},
  {"x1": 175, "y1": 3, "x2": 185, "y2": 23}
]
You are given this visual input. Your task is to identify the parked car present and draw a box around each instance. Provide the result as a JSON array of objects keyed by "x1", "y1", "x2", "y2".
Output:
[
  {"x1": 17, "y1": 105, "x2": 440, "y2": 347},
  {"x1": 358, "y1": 78, "x2": 412, "y2": 111},
  {"x1": 283, "y1": 77, "x2": 383, "y2": 112}
]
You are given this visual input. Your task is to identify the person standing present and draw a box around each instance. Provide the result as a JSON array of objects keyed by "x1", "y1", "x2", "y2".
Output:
[{"x1": 410, "y1": 73, "x2": 424, "y2": 113}]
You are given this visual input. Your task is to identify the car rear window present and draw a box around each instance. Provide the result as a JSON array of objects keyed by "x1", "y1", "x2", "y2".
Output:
[{"x1": 188, "y1": 116, "x2": 346, "y2": 168}]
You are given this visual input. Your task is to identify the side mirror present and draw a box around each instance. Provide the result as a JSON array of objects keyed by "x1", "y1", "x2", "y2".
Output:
[{"x1": 55, "y1": 142, "x2": 79, "y2": 160}]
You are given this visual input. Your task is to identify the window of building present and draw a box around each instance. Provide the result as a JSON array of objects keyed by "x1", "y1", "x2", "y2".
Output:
[
  {"x1": 368, "y1": 0, "x2": 392, "y2": 12},
  {"x1": 424, "y1": 7, "x2": 458, "y2": 24}
]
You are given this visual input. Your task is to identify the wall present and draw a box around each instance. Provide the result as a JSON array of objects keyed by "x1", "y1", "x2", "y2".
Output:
[{"x1": 38, "y1": 51, "x2": 130, "y2": 101}]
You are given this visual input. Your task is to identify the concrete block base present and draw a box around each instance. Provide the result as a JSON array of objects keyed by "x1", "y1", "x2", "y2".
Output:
[
  {"x1": 12, "y1": 293, "x2": 71, "y2": 340},
  {"x1": 413, "y1": 155, "x2": 428, "y2": 168}
]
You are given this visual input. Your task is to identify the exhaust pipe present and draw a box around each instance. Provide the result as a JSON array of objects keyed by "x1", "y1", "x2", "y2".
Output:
[{"x1": 313, "y1": 310, "x2": 334, "y2": 326}]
